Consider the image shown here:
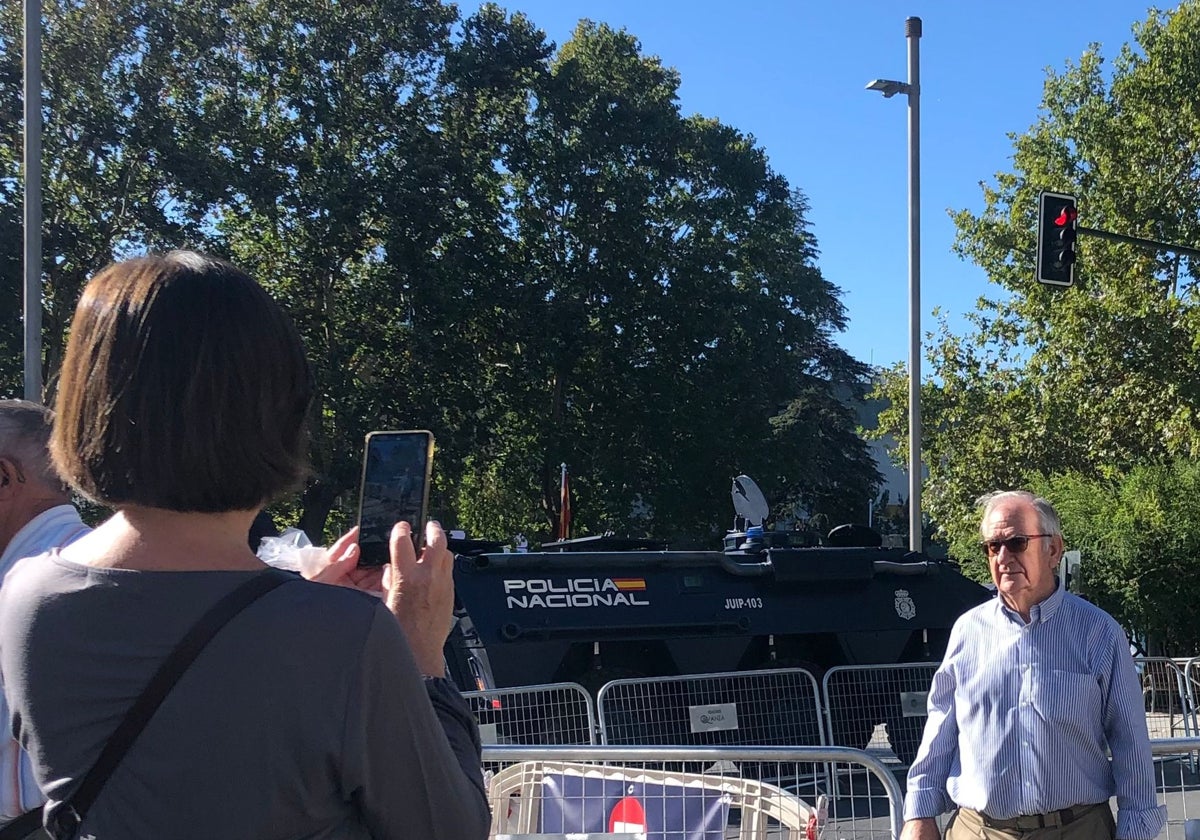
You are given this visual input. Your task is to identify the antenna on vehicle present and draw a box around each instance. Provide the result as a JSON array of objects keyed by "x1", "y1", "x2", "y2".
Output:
[{"x1": 730, "y1": 475, "x2": 769, "y2": 529}]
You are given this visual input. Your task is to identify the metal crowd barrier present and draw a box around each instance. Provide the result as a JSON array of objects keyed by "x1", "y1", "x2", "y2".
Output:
[
  {"x1": 465, "y1": 652, "x2": 1200, "y2": 765},
  {"x1": 1185, "y1": 658, "x2": 1200, "y2": 742},
  {"x1": 818, "y1": 659, "x2": 1200, "y2": 769},
  {"x1": 823, "y1": 663, "x2": 938, "y2": 767},
  {"x1": 464, "y1": 682, "x2": 597, "y2": 747},
  {"x1": 481, "y1": 744, "x2": 906, "y2": 840},
  {"x1": 596, "y1": 668, "x2": 824, "y2": 749},
  {"x1": 1136, "y1": 658, "x2": 1199, "y2": 740},
  {"x1": 1150, "y1": 738, "x2": 1200, "y2": 839}
]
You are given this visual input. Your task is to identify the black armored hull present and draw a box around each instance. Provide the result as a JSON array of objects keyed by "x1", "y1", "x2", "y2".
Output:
[{"x1": 450, "y1": 546, "x2": 991, "y2": 690}]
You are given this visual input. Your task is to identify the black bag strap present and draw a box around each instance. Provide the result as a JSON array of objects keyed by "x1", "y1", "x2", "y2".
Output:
[
  {"x1": 4, "y1": 567, "x2": 297, "y2": 840},
  {"x1": 0, "y1": 804, "x2": 43, "y2": 839}
]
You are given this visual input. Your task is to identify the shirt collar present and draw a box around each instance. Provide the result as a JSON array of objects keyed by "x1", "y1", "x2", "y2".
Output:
[
  {"x1": 995, "y1": 578, "x2": 1066, "y2": 626},
  {"x1": 0, "y1": 504, "x2": 88, "y2": 576}
]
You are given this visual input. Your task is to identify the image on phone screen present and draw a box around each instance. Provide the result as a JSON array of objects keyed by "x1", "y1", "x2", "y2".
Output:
[{"x1": 356, "y1": 431, "x2": 434, "y2": 567}]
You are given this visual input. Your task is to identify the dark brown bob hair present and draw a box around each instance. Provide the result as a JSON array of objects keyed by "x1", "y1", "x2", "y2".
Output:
[{"x1": 51, "y1": 251, "x2": 314, "y2": 512}]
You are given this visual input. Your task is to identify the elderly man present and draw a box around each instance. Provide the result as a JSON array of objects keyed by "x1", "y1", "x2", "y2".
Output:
[
  {"x1": 902, "y1": 490, "x2": 1164, "y2": 840},
  {"x1": 0, "y1": 401, "x2": 90, "y2": 831}
]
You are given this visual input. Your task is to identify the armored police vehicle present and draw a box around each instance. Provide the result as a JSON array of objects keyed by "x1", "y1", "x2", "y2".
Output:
[{"x1": 446, "y1": 476, "x2": 990, "y2": 761}]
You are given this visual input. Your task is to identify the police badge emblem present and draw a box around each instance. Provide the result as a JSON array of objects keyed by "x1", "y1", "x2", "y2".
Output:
[{"x1": 894, "y1": 589, "x2": 916, "y2": 620}]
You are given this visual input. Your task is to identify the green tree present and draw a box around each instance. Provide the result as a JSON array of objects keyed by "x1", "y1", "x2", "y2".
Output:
[
  {"x1": 1042, "y1": 463, "x2": 1200, "y2": 655},
  {"x1": 156, "y1": 0, "x2": 463, "y2": 537},
  {"x1": 0, "y1": 0, "x2": 220, "y2": 397},
  {"x1": 399, "y1": 4, "x2": 554, "y2": 538},
  {"x1": 452, "y1": 20, "x2": 878, "y2": 542},
  {"x1": 4, "y1": 1, "x2": 877, "y2": 545}
]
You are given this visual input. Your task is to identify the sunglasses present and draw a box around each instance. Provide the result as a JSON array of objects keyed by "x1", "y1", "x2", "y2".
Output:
[{"x1": 981, "y1": 534, "x2": 1052, "y2": 558}]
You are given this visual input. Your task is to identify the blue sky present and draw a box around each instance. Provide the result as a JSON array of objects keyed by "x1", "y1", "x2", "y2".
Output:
[{"x1": 465, "y1": 0, "x2": 1159, "y2": 369}]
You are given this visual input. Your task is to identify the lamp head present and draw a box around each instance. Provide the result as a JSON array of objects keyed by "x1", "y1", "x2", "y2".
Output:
[{"x1": 866, "y1": 78, "x2": 908, "y2": 98}]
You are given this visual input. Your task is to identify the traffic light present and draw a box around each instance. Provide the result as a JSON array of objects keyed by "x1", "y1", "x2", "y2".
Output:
[{"x1": 1036, "y1": 191, "x2": 1078, "y2": 287}]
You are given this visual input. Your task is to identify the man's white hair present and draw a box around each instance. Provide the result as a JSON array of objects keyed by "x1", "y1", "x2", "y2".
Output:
[
  {"x1": 0, "y1": 400, "x2": 66, "y2": 490},
  {"x1": 976, "y1": 490, "x2": 1063, "y2": 540}
]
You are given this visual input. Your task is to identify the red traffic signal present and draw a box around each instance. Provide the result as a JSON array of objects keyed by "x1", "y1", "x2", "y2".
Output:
[{"x1": 1037, "y1": 192, "x2": 1078, "y2": 287}]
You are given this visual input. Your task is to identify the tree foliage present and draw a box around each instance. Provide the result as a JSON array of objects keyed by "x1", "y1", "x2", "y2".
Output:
[
  {"x1": 450, "y1": 20, "x2": 877, "y2": 540},
  {"x1": 1042, "y1": 463, "x2": 1200, "y2": 654},
  {"x1": 0, "y1": 0, "x2": 219, "y2": 393},
  {"x1": 1, "y1": 1, "x2": 878, "y2": 544}
]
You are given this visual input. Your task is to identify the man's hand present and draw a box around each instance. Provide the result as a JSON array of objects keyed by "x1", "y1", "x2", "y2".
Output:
[
  {"x1": 384, "y1": 520, "x2": 454, "y2": 677},
  {"x1": 900, "y1": 817, "x2": 942, "y2": 840}
]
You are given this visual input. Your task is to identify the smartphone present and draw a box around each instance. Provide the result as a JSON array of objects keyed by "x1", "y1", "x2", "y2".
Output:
[{"x1": 355, "y1": 430, "x2": 435, "y2": 567}]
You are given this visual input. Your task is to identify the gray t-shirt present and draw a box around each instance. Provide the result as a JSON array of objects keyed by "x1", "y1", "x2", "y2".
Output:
[{"x1": 0, "y1": 552, "x2": 490, "y2": 839}]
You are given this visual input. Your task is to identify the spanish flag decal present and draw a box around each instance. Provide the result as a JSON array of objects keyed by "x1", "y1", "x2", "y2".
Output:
[{"x1": 612, "y1": 578, "x2": 647, "y2": 591}]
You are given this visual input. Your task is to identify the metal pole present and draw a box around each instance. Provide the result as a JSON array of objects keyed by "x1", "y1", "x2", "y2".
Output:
[
  {"x1": 23, "y1": 0, "x2": 43, "y2": 402},
  {"x1": 906, "y1": 17, "x2": 922, "y2": 552},
  {"x1": 1077, "y1": 225, "x2": 1200, "y2": 261}
]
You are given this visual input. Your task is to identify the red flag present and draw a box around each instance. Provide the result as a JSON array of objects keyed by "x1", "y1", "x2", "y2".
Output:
[{"x1": 559, "y1": 463, "x2": 571, "y2": 541}]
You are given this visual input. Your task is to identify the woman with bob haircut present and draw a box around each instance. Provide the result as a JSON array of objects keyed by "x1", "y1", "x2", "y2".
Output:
[{"x1": 0, "y1": 251, "x2": 490, "y2": 839}]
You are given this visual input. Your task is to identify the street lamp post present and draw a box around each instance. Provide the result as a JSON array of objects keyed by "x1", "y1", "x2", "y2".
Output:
[
  {"x1": 867, "y1": 16, "x2": 922, "y2": 553},
  {"x1": 23, "y1": 0, "x2": 43, "y2": 402}
]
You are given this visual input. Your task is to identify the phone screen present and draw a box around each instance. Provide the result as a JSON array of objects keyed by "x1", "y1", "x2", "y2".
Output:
[{"x1": 355, "y1": 430, "x2": 434, "y2": 567}]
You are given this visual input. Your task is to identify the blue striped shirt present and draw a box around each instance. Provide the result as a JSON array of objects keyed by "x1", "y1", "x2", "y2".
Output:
[
  {"x1": 0, "y1": 505, "x2": 90, "y2": 820},
  {"x1": 905, "y1": 582, "x2": 1166, "y2": 840}
]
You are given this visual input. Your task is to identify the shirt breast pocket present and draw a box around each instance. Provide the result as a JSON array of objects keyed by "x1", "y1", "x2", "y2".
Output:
[{"x1": 1039, "y1": 669, "x2": 1102, "y2": 732}]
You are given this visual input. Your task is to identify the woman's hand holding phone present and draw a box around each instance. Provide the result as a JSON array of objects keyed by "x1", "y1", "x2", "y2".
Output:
[
  {"x1": 304, "y1": 519, "x2": 453, "y2": 677},
  {"x1": 305, "y1": 526, "x2": 385, "y2": 596},
  {"x1": 384, "y1": 519, "x2": 453, "y2": 677}
]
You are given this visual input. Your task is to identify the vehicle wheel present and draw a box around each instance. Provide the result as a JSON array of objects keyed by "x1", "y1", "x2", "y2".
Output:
[
  {"x1": 577, "y1": 665, "x2": 643, "y2": 698},
  {"x1": 829, "y1": 715, "x2": 878, "y2": 751},
  {"x1": 884, "y1": 713, "x2": 926, "y2": 766},
  {"x1": 758, "y1": 658, "x2": 824, "y2": 746},
  {"x1": 582, "y1": 667, "x2": 658, "y2": 745},
  {"x1": 504, "y1": 691, "x2": 591, "y2": 746},
  {"x1": 442, "y1": 623, "x2": 478, "y2": 693},
  {"x1": 825, "y1": 678, "x2": 884, "y2": 751}
]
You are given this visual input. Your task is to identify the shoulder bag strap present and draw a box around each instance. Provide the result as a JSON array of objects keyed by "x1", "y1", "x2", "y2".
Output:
[
  {"x1": 29, "y1": 567, "x2": 297, "y2": 840},
  {"x1": 0, "y1": 805, "x2": 44, "y2": 839}
]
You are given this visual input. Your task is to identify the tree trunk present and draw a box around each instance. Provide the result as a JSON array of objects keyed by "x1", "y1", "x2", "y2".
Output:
[{"x1": 297, "y1": 480, "x2": 341, "y2": 545}]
